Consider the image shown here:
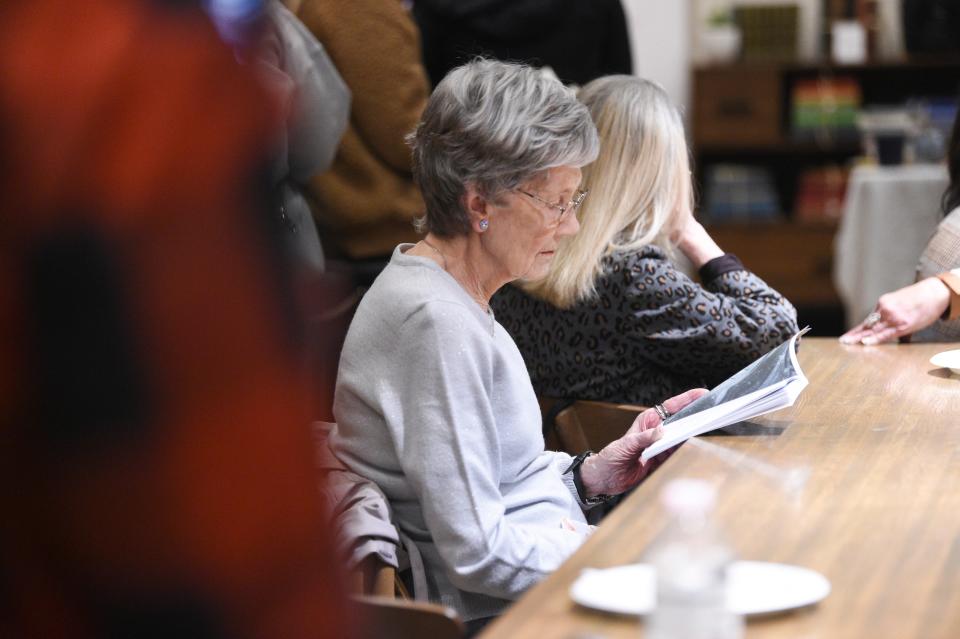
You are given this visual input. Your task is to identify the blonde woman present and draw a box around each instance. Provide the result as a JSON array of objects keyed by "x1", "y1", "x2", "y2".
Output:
[{"x1": 491, "y1": 76, "x2": 799, "y2": 406}]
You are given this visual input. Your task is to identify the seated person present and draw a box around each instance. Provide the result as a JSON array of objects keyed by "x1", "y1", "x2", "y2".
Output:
[
  {"x1": 491, "y1": 76, "x2": 799, "y2": 407},
  {"x1": 841, "y1": 109, "x2": 960, "y2": 344},
  {"x1": 330, "y1": 60, "x2": 705, "y2": 630}
]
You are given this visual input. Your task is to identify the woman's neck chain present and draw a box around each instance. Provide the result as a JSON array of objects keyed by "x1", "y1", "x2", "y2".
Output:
[{"x1": 421, "y1": 238, "x2": 495, "y2": 332}]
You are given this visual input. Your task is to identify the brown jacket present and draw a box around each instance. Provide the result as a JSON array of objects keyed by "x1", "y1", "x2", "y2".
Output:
[{"x1": 294, "y1": 0, "x2": 427, "y2": 259}]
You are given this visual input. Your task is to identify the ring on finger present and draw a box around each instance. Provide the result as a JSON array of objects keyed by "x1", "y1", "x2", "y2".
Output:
[
  {"x1": 654, "y1": 403, "x2": 672, "y2": 421},
  {"x1": 863, "y1": 311, "x2": 882, "y2": 328}
]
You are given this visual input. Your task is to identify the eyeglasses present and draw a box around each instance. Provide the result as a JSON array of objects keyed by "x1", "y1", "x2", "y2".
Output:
[{"x1": 514, "y1": 188, "x2": 589, "y2": 224}]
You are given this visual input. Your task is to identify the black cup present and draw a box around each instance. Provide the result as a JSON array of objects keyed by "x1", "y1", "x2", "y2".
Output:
[{"x1": 876, "y1": 133, "x2": 905, "y2": 165}]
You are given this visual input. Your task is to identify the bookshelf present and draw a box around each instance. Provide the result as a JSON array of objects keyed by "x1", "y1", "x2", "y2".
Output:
[{"x1": 691, "y1": 58, "x2": 960, "y2": 333}]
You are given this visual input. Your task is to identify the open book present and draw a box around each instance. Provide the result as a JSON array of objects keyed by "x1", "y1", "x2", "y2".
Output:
[{"x1": 640, "y1": 327, "x2": 810, "y2": 463}]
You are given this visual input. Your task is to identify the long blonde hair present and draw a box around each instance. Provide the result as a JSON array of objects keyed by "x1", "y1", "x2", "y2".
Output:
[{"x1": 522, "y1": 76, "x2": 692, "y2": 308}]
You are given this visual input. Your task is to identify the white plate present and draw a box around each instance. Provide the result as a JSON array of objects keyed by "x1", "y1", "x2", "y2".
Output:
[
  {"x1": 570, "y1": 561, "x2": 830, "y2": 616},
  {"x1": 930, "y1": 349, "x2": 960, "y2": 375}
]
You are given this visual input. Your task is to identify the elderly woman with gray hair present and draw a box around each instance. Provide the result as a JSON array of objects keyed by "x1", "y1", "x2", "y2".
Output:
[{"x1": 330, "y1": 60, "x2": 705, "y2": 629}]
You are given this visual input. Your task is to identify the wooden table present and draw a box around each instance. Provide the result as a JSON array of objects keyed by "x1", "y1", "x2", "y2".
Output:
[{"x1": 481, "y1": 339, "x2": 960, "y2": 639}]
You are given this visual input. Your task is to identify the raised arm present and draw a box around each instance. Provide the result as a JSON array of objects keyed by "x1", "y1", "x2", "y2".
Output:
[{"x1": 620, "y1": 245, "x2": 798, "y2": 386}]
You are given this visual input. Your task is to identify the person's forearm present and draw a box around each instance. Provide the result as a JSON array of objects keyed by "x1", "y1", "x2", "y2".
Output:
[
  {"x1": 840, "y1": 276, "x2": 951, "y2": 344},
  {"x1": 676, "y1": 221, "x2": 724, "y2": 269},
  {"x1": 923, "y1": 276, "x2": 952, "y2": 318},
  {"x1": 576, "y1": 453, "x2": 605, "y2": 498}
]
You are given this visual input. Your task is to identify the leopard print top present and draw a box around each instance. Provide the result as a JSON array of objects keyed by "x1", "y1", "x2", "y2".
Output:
[{"x1": 491, "y1": 245, "x2": 799, "y2": 406}]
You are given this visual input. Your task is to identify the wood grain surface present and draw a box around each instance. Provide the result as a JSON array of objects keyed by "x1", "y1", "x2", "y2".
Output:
[{"x1": 481, "y1": 339, "x2": 960, "y2": 639}]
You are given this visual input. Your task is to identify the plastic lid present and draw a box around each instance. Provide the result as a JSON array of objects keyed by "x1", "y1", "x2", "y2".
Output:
[{"x1": 660, "y1": 478, "x2": 717, "y2": 517}]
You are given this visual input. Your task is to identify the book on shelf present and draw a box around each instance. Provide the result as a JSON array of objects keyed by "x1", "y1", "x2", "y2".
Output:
[
  {"x1": 791, "y1": 76, "x2": 861, "y2": 142},
  {"x1": 703, "y1": 164, "x2": 781, "y2": 223},
  {"x1": 794, "y1": 165, "x2": 848, "y2": 222},
  {"x1": 641, "y1": 327, "x2": 810, "y2": 463}
]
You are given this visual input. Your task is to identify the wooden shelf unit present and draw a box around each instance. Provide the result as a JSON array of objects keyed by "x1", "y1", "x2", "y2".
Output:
[{"x1": 691, "y1": 59, "x2": 960, "y2": 334}]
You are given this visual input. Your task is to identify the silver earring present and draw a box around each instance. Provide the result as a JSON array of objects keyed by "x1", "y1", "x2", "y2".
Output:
[{"x1": 479, "y1": 219, "x2": 489, "y2": 231}]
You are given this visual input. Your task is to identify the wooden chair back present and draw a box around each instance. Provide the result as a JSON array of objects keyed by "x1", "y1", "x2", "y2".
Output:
[
  {"x1": 540, "y1": 398, "x2": 648, "y2": 455},
  {"x1": 351, "y1": 595, "x2": 464, "y2": 639},
  {"x1": 350, "y1": 554, "x2": 399, "y2": 598}
]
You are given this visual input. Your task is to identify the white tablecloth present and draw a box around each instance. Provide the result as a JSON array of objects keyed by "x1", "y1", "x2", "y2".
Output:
[{"x1": 833, "y1": 164, "x2": 949, "y2": 328}]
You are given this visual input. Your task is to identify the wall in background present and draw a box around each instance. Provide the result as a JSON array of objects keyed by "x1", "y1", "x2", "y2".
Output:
[{"x1": 622, "y1": 0, "x2": 692, "y2": 114}]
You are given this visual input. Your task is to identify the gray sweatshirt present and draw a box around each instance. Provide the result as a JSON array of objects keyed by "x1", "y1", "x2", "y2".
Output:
[{"x1": 331, "y1": 245, "x2": 590, "y2": 621}]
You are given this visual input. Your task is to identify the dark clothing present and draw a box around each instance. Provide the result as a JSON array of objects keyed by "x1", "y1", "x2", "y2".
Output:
[
  {"x1": 413, "y1": 0, "x2": 632, "y2": 87},
  {"x1": 491, "y1": 246, "x2": 799, "y2": 406},
  {"x1": 464, "y1": 615, "x2": 496, "y2": 637}
]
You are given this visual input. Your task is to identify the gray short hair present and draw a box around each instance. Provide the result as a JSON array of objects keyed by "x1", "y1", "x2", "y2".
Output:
[{"x1": 407, "y1": 59, "x2": 600, "y2": 237}]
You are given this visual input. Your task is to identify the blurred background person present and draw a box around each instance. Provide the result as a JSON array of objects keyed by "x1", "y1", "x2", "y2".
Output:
[
  {"x1": 841, "y1": 106, "x2": 960, "y2": 345},
  {"x1": 284, "y1": 0, "x2": 431, "y2": 420},
  {"x1": 290, "y1": 0, "x2": 429, "y2": 274},
  {"x1": 492, "y1": 76, "x2": 799, "y2": 407},
  {"x1": 413, "y1": 0, "x2": 632, "y2": 88},
  {"x1": 255, "y1": 0, "x2": 351, "y2": 272},
  {"x1": 0, "y1": 0, "x2": 349, "y2": 636}
]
